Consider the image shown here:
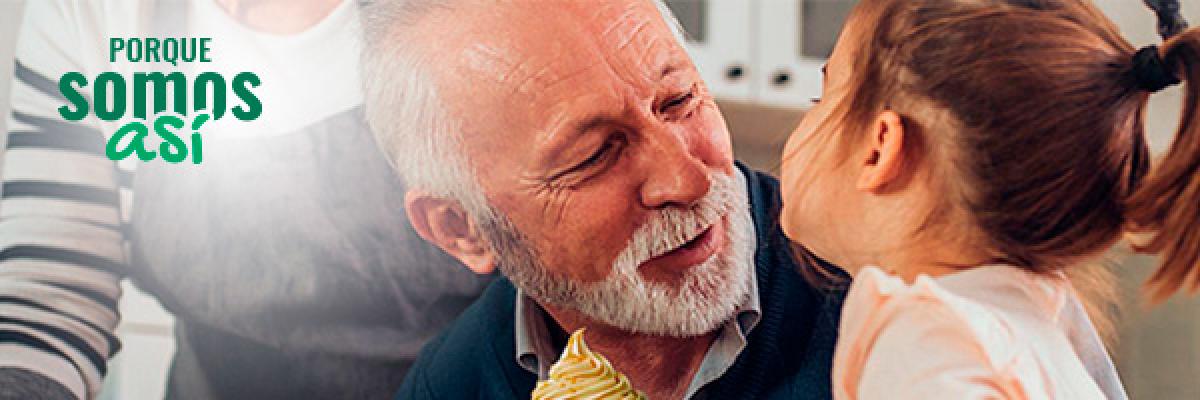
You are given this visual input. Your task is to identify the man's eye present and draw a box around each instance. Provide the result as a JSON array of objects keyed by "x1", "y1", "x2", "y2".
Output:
[
  {"x1": 664, "y1": 92, "x2": 693, "y2": 110},
  {"x1": 578, "y1": 140, "x2": 616, "y2": 169},
  {"x1": 662, "y1": 86, "x2": 700, "y2": 112}
]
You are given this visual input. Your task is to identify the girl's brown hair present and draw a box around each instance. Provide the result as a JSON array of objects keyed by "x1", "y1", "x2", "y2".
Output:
[{"x1": 820, "y1": 0, "x2": 1199, "y2": 303}]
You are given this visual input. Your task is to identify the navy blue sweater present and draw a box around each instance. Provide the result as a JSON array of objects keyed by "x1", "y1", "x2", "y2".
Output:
[{"x1": 396, "y1": 164, "x2": 845, "y2": 399}]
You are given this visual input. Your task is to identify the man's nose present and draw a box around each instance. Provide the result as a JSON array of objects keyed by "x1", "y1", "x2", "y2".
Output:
[{"x1": 639, "y1": 127, "x2": 714, "y2": 209}]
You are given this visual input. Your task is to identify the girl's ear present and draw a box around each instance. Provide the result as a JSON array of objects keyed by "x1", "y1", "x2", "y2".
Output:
[
  {"x1": 856, "y1": 110, "x2": 907, "y2": 193},
  {"x1": 405, "y1": 191, "x2": 497, "y2": 275}
]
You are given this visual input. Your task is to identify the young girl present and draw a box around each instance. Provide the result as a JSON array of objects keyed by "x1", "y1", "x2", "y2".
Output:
[{"x1": 780, "y1": 0, "x2": 1198, "y2": 398}]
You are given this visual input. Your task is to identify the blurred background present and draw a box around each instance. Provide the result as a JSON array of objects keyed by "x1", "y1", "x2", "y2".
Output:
[{"x1": 0, "y1": 0, "x2": 1198, "y2": 398}]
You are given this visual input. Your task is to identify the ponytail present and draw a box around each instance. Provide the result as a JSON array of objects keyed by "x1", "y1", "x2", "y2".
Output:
[{"x1": 1126, "y1": 29, "x2": 1200, "y2": 303}]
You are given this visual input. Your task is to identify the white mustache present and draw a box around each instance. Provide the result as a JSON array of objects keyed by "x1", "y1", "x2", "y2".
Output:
[{"x1": 612, "y1": 172, "x2": 742, "y2": 273}]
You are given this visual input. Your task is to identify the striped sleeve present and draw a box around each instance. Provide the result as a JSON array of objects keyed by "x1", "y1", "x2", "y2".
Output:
[{"x1": 0, "y1": 2, "x2": 130, "y2": 399}]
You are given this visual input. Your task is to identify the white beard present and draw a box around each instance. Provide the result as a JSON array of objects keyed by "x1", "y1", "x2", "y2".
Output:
[{"x1": 479, "y1": 171, "x2": 756, "y2": 337}]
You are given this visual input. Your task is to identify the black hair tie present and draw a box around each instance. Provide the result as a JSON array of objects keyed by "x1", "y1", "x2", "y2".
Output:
[
  {"x1": 1144, "y1": 0, "x2": 1189, "y2": 39},
  {"x1": 1132, "y1": 45, "x2": 1180, "y2": 93}
]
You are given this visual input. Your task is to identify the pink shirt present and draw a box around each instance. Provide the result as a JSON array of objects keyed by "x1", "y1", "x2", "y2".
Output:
[{"x1": 833, "y1": 265, "x2": 1126, "y2": 399}]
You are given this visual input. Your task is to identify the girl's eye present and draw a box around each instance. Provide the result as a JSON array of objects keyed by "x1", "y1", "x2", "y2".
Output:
[{"x1": 810, "y1": 97, "x2": 822, "y2": 105}]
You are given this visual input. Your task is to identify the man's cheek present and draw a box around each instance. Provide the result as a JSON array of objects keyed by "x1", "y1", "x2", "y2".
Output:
[
  {"x1": 542, "y1": 218, "x2": 628, "y2": 282},
  {"x1": 560, "y1": 198, "x2": 640, "y2": 272}
]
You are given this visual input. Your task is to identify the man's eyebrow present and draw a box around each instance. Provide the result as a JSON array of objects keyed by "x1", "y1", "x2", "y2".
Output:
[
  {"x1": 571, "y1": 114, "x2": 619, "y2": 140},
  {"x1": 534, "y1": 112, "x2": 617, "y2": 169},
  {"x1": 659, "y1": 54, "x2": 693, "y2": 79},
  {"x1": 541, "y1": 112, "x2": 612, "y2": 152},
  {"x1": 661, "y1": 62, "x2": 680, "y2": 78}
]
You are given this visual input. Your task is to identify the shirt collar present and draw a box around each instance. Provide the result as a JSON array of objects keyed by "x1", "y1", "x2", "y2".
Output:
[
  {"x1": 514, "y1": 292, "x2": 555, "y2": 377},
  {"x1": 514, "y1": 273, "x2": 761, "y2": 380}
]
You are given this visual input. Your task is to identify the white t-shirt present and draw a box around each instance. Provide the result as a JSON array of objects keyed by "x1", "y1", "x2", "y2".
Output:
[{"x1": 186, "y1": 0, "x2": 362, "y2": 136}]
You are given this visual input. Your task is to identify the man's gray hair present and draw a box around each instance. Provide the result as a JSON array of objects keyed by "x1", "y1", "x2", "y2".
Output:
[
  {"x1": 361, "y1": 0, "x2": 687, "y2": 216},
  {"x1": 361, "y1": 0, "x2": 492, "y2": 218}
]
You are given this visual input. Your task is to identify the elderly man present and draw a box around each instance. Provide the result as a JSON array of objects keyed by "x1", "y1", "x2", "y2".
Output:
[{"x1": 363, "y1": 1, "x2": 844, "y2": 399}]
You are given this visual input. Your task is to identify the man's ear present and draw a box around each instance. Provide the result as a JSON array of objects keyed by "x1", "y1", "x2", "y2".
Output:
[
  {"x1": 405, "y1": 191, "x2": 497, "y2": 275},
  {"x1": 856, "y1": 110, "x2": 907, "y2": 193}
]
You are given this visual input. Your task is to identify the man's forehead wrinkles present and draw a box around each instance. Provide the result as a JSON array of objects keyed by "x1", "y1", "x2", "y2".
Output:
[
  {"x1": 598, "y1": 1, "x2": 647, "y2": 43},
  {"x1": 531, "y1": 63, "x2": 599, "y2": 95},
  {"x1": 632, "y1": 30, "x2": 674, "y2": 82},
  {"x1": 462, "y1": 43, "x2": 520, "y2": 83},
  {"x1": 515, "y1": 64, "x2": 558, "y2": 95},
  {"x1": 613, "y1": 18, "x2": 653, "y2": 54},
  {"x1": 591, "y1": 2, "x2": 674, "y2": 89},
  {"x1": 501, "y1": 58, "x2": 541, "y2": 94},
  {"x1": 462, "y1": 40, "x2": 579, "y2": 98},
  {"x1": 597, "y1": 1, "x2": 659, "y2": 61}
]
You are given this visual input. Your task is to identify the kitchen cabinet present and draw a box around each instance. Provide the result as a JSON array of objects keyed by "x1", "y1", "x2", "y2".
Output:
[{"x1": 664, "y1": 0, "x2": 856, "y2": 108}]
